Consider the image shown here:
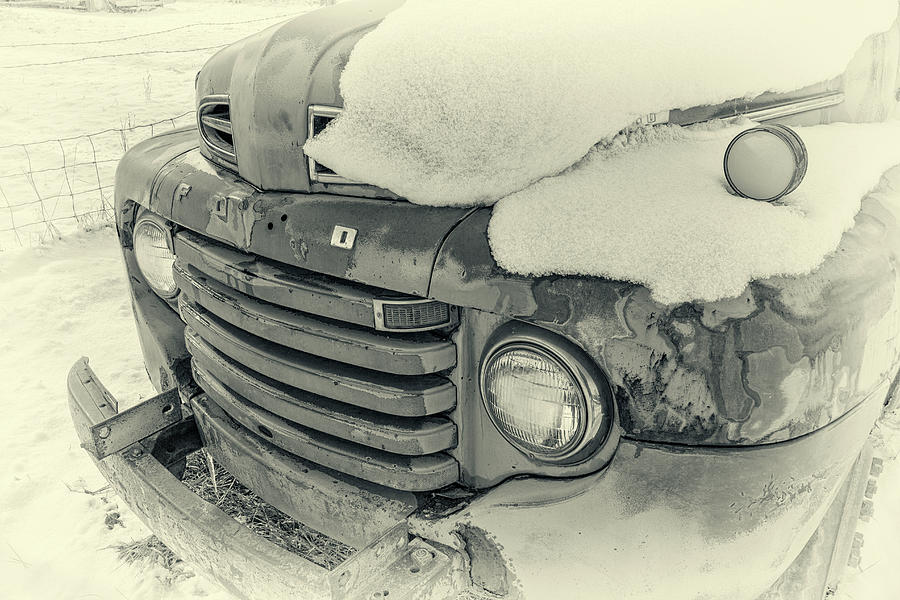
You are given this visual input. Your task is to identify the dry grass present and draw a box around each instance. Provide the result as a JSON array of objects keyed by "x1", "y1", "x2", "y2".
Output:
[
  {"x1": 181, "y1": 450, "x2": 355, "y2": 570},
  {"x1": 112, "y1": 535, "x2": 195, "y2": 587}
]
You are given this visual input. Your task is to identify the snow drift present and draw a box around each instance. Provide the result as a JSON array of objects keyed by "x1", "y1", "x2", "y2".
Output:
[
  {"x1": 489, "y1": 120, "x2": 900, "y2": 304},
  {"x1": 304, "y1": 0, "x2": 900, "y2": 303}
]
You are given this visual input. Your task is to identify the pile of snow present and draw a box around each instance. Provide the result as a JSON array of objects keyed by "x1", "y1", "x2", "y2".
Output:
[
  {"x1": 305, "y1": 0, "x2": 898, "y2": 207},
  {"x1": 489, "y1": 120, "x2": 900, "y2": 304}
]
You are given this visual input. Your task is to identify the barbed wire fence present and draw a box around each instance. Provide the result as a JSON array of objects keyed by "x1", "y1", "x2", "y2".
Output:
[
  {"x1": 0, "y1": 4, "x2": 343, "y2": 251},
  {"x1": 0, "y1": 112, "x2": 195, "y2": 250}
]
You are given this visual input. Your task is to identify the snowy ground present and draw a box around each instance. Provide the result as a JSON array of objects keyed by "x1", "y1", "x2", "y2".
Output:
[
  {"x1": 0, "y1": 1, "x2": 898, "y2": 599},
  {"x1": 0, "y1": 228, "x2": 236, "y2": 599}
]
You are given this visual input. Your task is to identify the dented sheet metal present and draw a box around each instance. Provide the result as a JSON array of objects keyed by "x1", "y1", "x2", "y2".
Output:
[{"x1": 122, "y1": 141, "x2": 475, "y2": 297}]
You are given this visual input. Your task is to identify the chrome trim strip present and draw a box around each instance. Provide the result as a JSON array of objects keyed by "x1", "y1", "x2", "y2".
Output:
[
  {"x1": 743, "y1": 91, "x2": 845, "y2": 122},
  {"x1": 197, "y1": 95, "x2": 236, "y2": 163},
  {"x1": 200, "y1": 114, "x2": 232, "y2": 135}
]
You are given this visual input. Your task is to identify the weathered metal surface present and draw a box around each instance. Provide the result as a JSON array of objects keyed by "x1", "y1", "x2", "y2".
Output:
[
  {"x1": 431, "y1": 164, "x2": 900, "y2": 447},
  {"x1": 114, "y1": 127, "x2": 197, "y2": 218},
  {"x1": 195, "y1": 373, "x2": 459, "y2": 491},
  {"x1": 196, "y1": 0, "x2": 404, "y2": 192},
  {"x1": 173, "y1": 262, "x2": 456, "y2": 375},
  {"x1": 756, "y1": 442, "x2": 875, "y2": 600},
  {"x1": 174, "y1": 230, "x2": 377, "y2": 328},
  {"x1": 87, "y1": 388, "x2": 182, "y2": 459},
  {"x1": 67, "y1": 360, "x2": 335, "y2": 600},
  {"x1": 133, "y1": 146, "x2": 476, "y2": 297},
  {"x1": 181, "y1": 305, "x2": 456, "y2": 417},
  {"x1": 447, "y1": 309, "x2": 623, "y2": 489},
  {"x1": 342, "y1": 538, "x2": 454, "y2": 600},
  {"x1": 328, "y1": 523, "x2": 410, "y2": 598},
  {"x1": 192, "y1": 394, "x2": 426, "y2": 548},
  {"x1": 189, "y1": 341, "x2": 457, "y2": 455},
  {"x1": 413, "y1": 388, "x2": 886, "y2": 600},
  {"x1": 68, "y1": 357, "x2": 119, "y2": 433}
]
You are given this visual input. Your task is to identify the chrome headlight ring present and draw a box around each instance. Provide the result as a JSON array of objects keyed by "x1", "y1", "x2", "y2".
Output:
[{"x1": 480, "y1": 329, "x2": 614, "y2": 465}]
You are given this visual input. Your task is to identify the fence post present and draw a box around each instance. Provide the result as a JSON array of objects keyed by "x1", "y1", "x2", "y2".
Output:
[{"x1": 86, "y1": 0, "x2": 113, "y2": 11}]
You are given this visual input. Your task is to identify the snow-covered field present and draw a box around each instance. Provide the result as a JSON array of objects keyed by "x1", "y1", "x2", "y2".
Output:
[
  {"x1": 0, "y1": 1, "x2": 305, "y2": 142},
  {"x1": 0, "y1": 1, "x2": 898, "y2": 599},
  {"x1": 0, "y1": 228, "x2": 233, "y2": 599}
]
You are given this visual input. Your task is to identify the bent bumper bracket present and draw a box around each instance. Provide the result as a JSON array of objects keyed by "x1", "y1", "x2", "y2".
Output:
[{"x1": 74, "y1": 376, "x2": 182, "y2": 460}]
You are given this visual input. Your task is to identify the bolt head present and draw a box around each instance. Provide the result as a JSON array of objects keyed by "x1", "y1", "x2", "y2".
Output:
[{"x1": 411, "y1": 547, "x2": 433, "y2": 567}]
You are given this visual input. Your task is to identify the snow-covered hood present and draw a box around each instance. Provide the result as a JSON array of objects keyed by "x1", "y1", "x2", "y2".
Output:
[
  {"x1": 305, "y1": 0, "x2": 900, "y2": 304},
  {"x1": 195, "y1": 0, "x2": 404, "y2": 192}
]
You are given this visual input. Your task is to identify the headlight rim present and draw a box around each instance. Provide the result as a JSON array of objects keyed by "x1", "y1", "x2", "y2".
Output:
[
  {"x1": 133, "y1": 211, "x2": 178, "y2": 299},
  {"x1": 479, "y1": 330, "x2": 614, "y2": 465}
]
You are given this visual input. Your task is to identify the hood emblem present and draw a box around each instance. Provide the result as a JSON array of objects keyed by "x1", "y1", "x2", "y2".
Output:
[{"x1": 331, "y1": 225, "x2": 357, "y2": 250}]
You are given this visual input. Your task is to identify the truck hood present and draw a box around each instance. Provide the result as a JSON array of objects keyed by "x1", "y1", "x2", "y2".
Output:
[{"x1": 195, "y1": 0, "x2": 405, "y2": 192}]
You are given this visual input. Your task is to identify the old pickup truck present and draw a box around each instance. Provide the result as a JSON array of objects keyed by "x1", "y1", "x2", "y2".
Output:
[{"x1": 67, "y1": 1, "x2": 900, "y2": 598}]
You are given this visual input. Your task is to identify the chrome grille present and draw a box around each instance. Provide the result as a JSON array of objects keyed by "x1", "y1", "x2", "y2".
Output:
[
  {"x1": 198, "y1": 96, "x2": 236, "y2": 163},
  {"x1": 174, "y1": 231, "x2": 460, "y2": 492}
]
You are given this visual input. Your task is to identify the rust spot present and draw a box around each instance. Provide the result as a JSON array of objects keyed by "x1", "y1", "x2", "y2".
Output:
[
  {"x1": 290, "y1": 238, "x2": 309, "y2": 262},
  {"x1": 458, "y1": 524, "x2": 510, "y2": 596}
]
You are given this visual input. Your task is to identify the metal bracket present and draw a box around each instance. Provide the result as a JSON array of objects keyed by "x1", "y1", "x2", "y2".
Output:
[
  {"x1": 329, "y1": 524, "x2": 455, "y2": 600},
  {"x1": 86, "y1": 388, "x2": 182, "y2": 460}
]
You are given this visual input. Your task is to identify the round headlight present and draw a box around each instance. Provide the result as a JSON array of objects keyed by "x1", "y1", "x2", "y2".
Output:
[
  {"x1": 133, "y1": 216, "x2": 177, "y2": 298},
  {"x1": 724, "y1": 124, "x2": 807, "y2": 202},
  {"x1": 481, "y1": 340, "x2": 611, "y2": 462}
]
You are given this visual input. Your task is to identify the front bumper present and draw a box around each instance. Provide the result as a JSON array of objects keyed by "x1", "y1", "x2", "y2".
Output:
[
  {"x1": 67, "y1": 358, "x2": 461, "y2": 600},
  {"x1": 68, "y1": 352, "x2": 884, "y2": 600}
]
